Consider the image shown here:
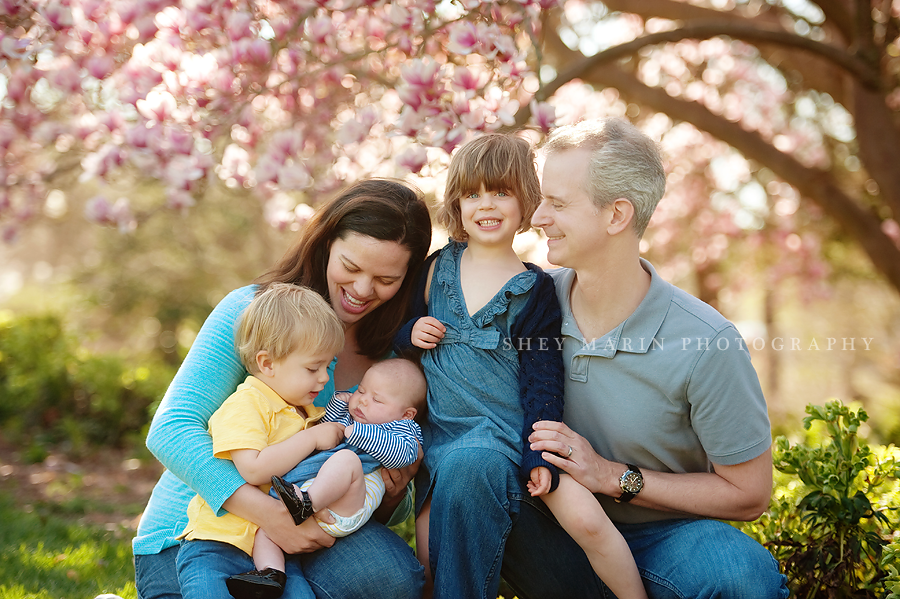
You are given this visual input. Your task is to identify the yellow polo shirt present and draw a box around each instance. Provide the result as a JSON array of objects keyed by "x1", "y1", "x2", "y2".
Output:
[{"x1": 180, "y1": 376, "x2": 326, "y2": 555}]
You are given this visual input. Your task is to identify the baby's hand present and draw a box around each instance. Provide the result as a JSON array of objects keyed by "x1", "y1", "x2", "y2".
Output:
[
  {"x1": 527, "y1": 466, "x2": 552, "y2": 497},
  {"x1": 411, "y1": 316, "x2": 446, "y2": 349},
  {"x1": 313, "y1": 422, "x2": 345, "y2": 450},
  {"x1": 344, "y1": 423, "x2": 355, "y2": 438}
]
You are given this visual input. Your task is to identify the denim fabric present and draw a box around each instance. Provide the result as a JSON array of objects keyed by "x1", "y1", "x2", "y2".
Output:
[
  {"x1": 420, "y1": 241, "x2": 537, "y2": 480},
  {"x1": 426, "y1": 448, "x2": 523, "y2": 599},
  {"x1": 138, "y1": 521, "x2": 423, "y2": 599},
  {"x1": 502, "y1": 498, "x2": 790, "y2": 599},
  {"x1": 135, "y1": 547, "x2": 181, "y2": 599},
  {"x1": 176, "y1": 539, "x2": 314, "y2": 599},
  {"x1": 299, "y1": 519, "x2": 424, "y2": 599}
]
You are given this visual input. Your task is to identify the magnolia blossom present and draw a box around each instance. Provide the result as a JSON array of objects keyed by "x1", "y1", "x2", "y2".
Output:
[
  {"x1": 84, "y1": 195, "x2": 135, "y2": 232},
  {"x1": 397, "y1": 145, "x2": 429, "y2": 174},
  {"x1": 530, "y1": 100, "x2": 556, "y2": 133}
]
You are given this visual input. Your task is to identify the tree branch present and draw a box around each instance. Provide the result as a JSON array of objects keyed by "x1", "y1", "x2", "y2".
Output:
[{"x1": 535, "y1": 20, "x2": 880, "y2": 98}]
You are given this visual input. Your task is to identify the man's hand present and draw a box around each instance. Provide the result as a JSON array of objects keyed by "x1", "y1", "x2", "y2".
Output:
[
  {"x1": 530, "y1": 420, "x2": 616, "y2": 496},
  {"x1": 527, "y1": 466, "x2": 552, "y2": 497},
  {"x1": 411, "y1": 316, "x2": 446, "y2": 349}
]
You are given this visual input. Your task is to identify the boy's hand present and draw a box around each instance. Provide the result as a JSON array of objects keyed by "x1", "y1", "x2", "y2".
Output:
[
  {"x1": 411, "y1": 316, "x2": 446, "y2": 349},
  {"x1": 527, "y1": 466, "x2": 552, "y2": 497},
  {"x1": 312, "y1": 422, "x2": 345, "y2": 450},
  {"x1": 344, "y1": 423, "x2": 355, "y2": 438}
]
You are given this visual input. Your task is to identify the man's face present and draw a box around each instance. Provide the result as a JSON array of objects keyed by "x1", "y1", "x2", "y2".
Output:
[{"x1": 533, "y1": 148, "x2": 608, "y2": 269}]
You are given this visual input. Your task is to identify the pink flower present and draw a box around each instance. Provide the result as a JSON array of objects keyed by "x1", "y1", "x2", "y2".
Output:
[
  {"x1": 530, "y1": 100, "x2": 556, "y2": 133},
  {"x1": 42, "y1": 0, "x2": 74, "y2": 30},
  {"x1": 397, "y1": 145, "x2": 428, "y2": 174},
  {"x1": 226, "y1": 11, "x2": 253, "y2": 41},
  {"x1": 51, "y1": 61, "x2": 82, "y2": 94},
  {"x1": 395, "y1": 107, "x2": 426, "y2": 137},
  {"x1": 137, "y1": 90, "x2": 177, "y2": 122},
  {"x1": 400, "y1": 58, "x2": 441, "y2": 90},
  {"x1": 234, "y1": 38, "x2": 272, "y2": 65},
  {"x1": 460, "y1": 107, "x2": 485, "y2": 130},
  {"x1": 306, "y1": 15, "x2": 333, "y2": 44},
  {"x1": 882, "y1": 219, "x2": 900, "y2": 248},
  {"x1": 86, "y1": 55, "x2": 116, "y2": 79},
  {"x1": 85, "y1": 196, "x2": 134, "y2": 231},
  {"x1": 277, "y1": 162, "x2": 312, "y2": 190},
  {"x1": 451, "y1": 66, "x2": 484, "y2": 93},
  {"x1": 167, "y1": 188, "x2": 195, "y2": 211},
  {"x1": 338, "y1": 118, "x2": 371, "y2": 146},
  {"x1": 447, "y1": 21, "x2": 478, "y2": 55}
]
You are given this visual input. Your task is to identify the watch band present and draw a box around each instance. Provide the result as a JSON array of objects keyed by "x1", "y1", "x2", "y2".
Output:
[{"x1": 615, "y1": 463, "x2": 643, "y2": 504}]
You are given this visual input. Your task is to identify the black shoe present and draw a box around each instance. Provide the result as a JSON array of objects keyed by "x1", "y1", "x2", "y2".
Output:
[
  {"x1": 271, "y1": 475, "x2": 315, "y2": 526},
  {"x1": 226, "y1": 567, "x2": 286, "y2": 599}
]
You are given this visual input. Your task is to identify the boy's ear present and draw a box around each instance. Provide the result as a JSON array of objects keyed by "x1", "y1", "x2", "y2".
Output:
[
  {"x1": 255, "y1": 350, "x2": 275, "y2": 377},
  {"x1": 402, "y1": 407, "x2": 418, "y2": 420}
]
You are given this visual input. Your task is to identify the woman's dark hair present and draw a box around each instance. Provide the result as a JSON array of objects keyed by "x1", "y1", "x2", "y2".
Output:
[{"x1": 255, "y1": 179, "x2": 432, "y2": 359}]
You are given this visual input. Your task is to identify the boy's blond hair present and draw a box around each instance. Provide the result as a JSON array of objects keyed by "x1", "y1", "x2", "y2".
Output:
[
  {"x1": 438, "y1": 132, "x2": 542, "y2": 242},
  {"x1": 237, "y1": 283, "x2": 344, "y2": 373}
]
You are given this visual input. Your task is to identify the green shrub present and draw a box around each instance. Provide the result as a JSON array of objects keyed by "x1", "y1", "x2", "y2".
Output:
[
  {"x1": 0, "y1": 311, "x2": 177, "y2": 458},
  {"x1": 739, "y1": 400, "x2": 900, "y2": 598}
]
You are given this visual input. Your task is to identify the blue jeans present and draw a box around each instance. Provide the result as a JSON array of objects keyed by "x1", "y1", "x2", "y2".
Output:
[
  {"x1": 135, "y1": 520, "x2": 423, "y2": 599},
  {"x1": 176, "y1": 539, "x2": 314, "y2": 599},
  {"x1": 424, "y1": 447, "x2": 523, "y2": 599},
  {"x1": 502, "y1": 495, "x2": 791, "y2": 599}
]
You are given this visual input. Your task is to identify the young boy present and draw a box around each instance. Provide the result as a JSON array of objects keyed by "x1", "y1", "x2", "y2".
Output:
[{"x1": 175, "y1": 283, "x2": 425, "y2": 599}]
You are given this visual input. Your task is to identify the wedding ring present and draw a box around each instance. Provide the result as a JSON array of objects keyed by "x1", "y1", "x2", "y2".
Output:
[{"x1": 566, "y1": 445, "x2": 573, "y2": 458}]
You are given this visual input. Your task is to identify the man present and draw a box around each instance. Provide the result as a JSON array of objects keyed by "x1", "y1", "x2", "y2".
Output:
[{"x1": 501, "y1": 118, "x2": 789, "y2": 598}]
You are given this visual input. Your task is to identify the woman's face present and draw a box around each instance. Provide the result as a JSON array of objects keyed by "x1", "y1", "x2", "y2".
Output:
[{"x1": 326, "y1": 232, "x2": 411, "y2": 326}]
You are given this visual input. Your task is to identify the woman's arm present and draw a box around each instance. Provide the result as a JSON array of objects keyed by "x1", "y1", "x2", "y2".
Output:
[
  {"x1": 223, "y1": 484, "x2": 336, "y2": 553},
  {"x1": 145, "y1": 286, "x2": 255, "y2": 515}
]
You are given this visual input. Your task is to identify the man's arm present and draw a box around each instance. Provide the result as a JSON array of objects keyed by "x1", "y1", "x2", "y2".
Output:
[{"x1": 531, "y1": 421, "x2": 773, "y2": 521}]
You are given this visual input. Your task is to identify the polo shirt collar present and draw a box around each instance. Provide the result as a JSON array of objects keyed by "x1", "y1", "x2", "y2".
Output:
[
  {"x1": 559, "y1": 258, "x2": 672, "y2": 357},
  {"x1": 244, "y1": 375, "x2": 327, "y2": 422}
]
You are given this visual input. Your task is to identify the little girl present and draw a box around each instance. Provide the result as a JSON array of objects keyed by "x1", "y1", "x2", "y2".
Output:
[{"x1": 394, "y1": 133, "x2": 648, "y2": 599}]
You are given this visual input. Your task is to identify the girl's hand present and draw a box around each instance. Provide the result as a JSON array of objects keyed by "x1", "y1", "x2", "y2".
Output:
[
  {"x1": 313, "y1": 421, "x2": 345, "y2": 450},
  {"x1": 411, "y1": 317, "x2": 446, "y2": 349},
  {"x1": 530, "y1": 420, "x2": 612, "y2": 496},
  {"x1": 527, "y1": 466, "x2": 552, "y2": 497}
]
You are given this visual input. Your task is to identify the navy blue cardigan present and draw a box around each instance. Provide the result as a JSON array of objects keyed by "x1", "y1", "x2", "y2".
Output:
[{"x1": 394, "y1": 250, "x2": 566, "y2": 492}]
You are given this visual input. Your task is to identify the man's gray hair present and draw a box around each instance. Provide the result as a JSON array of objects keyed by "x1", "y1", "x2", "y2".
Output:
[{"x1": 542, "y1": 118, "x2": 666, "y2": 237}]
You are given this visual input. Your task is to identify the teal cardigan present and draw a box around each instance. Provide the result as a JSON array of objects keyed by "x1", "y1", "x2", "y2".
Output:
[{"x1": 132, "y1": 285, "x2": 412, "y2": 556}]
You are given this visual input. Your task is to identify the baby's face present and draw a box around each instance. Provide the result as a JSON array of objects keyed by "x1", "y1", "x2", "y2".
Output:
[{"x1": 346, "y1": 366, "x2": 416, "y2": 425}]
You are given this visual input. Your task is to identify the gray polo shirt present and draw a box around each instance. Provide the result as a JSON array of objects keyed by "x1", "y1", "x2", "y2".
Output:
[{"x1": 549, "y1": 260, "x2": 772, "y2": 524}]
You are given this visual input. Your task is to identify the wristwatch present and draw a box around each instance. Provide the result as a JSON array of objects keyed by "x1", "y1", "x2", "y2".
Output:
[{"x1": 615, "y1": 463, "x2": 643, "y2": 503}]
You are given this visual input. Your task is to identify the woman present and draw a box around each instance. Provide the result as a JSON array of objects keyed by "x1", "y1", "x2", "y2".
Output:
[{"x1": 133, "y1": 179, "x2": 433, "y2": 599}]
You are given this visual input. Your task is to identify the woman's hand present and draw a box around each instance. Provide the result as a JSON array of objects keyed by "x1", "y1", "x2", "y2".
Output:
[
  {"x1": 374, "y1": 443, "x2": 423, "y2": 521},
  {"x1": 529, "y1": 420, "x2": 616, "y2": 496},
  {"x1": 223, "y1": 484, "x2": 336, "y2": 554},
  {"x1": 411, "y1": 317, "x2": 446, "y2": 349}
]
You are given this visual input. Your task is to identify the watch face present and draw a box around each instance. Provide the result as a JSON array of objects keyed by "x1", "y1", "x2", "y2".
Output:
[{"x1": 622, "y1": 471, "x2": 643, "y2": 494}]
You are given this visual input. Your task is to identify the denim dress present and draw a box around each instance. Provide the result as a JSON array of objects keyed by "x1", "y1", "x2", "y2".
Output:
[{"x1": 419, "y1": 241, "x2": 537, "y2": 494}]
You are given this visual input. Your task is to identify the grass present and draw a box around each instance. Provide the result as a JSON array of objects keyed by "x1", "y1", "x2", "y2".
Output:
[{"x1": 0, "y1": 494, "x2": 137, "y2": 599}]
